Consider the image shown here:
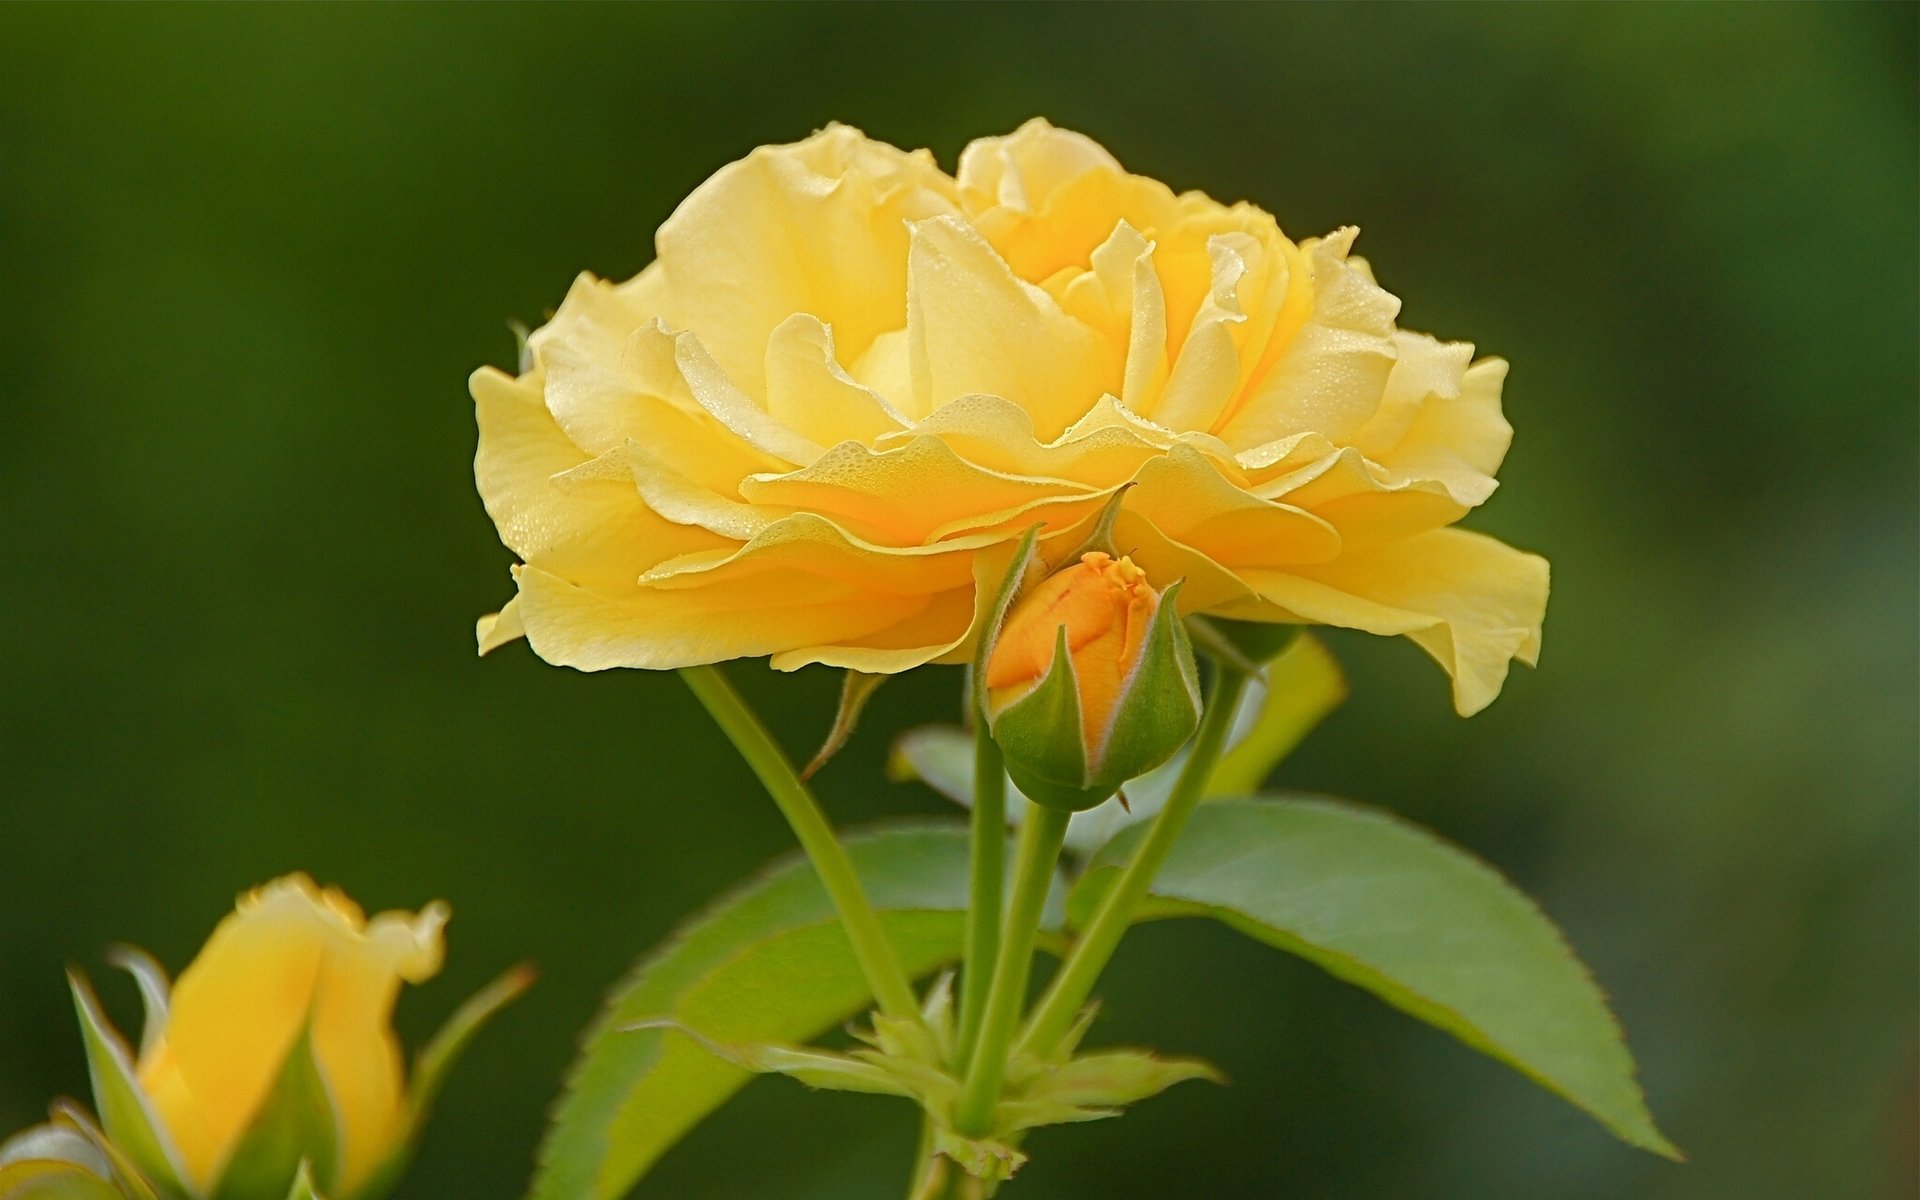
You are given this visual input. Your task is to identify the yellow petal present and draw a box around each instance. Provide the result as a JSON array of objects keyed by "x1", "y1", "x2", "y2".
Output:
[
  {"x1": 136, "y1": 877, "x2": 445, "y2": 1194},
  {"x1": 762, "y1": 315, "x2": 907, "y2": 447},
  {"x1": 1126, "y1": 443, "x2": 1342, "y2": 568},
  {"x1": 473, "y1": 366, "x2": 722, "y2": 591},
  {"x1": 739, "y1": 435, "x2": 1099, "y2": 546},
  {"x1": 906, "y1": 215, "x2": 1120, "y2": 438},
  {"x1": 1146, "y1": 234, "x2": 1257, "y2": 433},
  {"x1": 656, "y1": 125, "x2": 958, "y2": 394},
  {"x1": 476, "y1": 596, "x2": 525, "y2": 654},
  {"x1": 1245, "y1": 527, "x2": 1549, "y2": 715},
  {"x1": 1218, "y1": 229, "x2": 1400, "y2": 450}
]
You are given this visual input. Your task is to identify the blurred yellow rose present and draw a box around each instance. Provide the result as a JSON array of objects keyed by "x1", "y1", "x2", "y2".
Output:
[
  {"x1": 134, "y1": 876, "x2": 443, "y2": 1195},
  {"x1": 474, "y1": 119, "x2": 1547, "y2": 713}
]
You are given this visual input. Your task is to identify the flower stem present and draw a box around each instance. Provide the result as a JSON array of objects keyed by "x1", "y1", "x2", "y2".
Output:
[
  {"x1": 954, "y1": 724, "x2": 1006, "y2": 1066},
  {"x1": 1014, "y1": 664, "x2": 1251, "y2": 1060},
  {"x1": 679, "y1": 665, "x2": 922, "y2": 1023},
  {"x1": 953, "y1": 802, "x2": 1070, "y2": 1137}
]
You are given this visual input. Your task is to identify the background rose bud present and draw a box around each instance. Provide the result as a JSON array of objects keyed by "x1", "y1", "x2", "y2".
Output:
[
  {"x1": 59, "y1": 875, "x2": 529, "y2": 1200},
  {"x1": 984, "y1": 552, "x2": 1201, "y2": 810}
]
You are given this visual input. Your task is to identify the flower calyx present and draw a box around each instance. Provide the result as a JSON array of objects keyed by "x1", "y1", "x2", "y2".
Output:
[{"x1": 974, "y1": 531, "x2": 1202, "y2": 812}]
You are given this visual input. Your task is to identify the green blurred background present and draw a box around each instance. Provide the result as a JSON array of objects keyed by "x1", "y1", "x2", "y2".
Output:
[{"x1": 3, "y1": 4, "x2": 1914, "y2": 1197}]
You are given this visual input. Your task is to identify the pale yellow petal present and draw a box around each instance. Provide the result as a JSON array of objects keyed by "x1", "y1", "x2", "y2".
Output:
[
  {"x1": 473, "y1": 365, "x2": 715, "y2": 590},
  {"x1": 738, "y1": 435, "x2": 1098, "y2": 546},
  {"x1": 1364, "y1": 353, "x2": 1513, "y2": 507},
  {"x1": 656, "y1": 125, "x2": 958, "y2": 393},
  {"x1": 529, "y1": 274, "x2": 655, "y2": 456},
  {"x1": 880, "y1": 393, "x2": 1167, "y2": 488},
  {"x1": 476, "y1": 596, "x2": 525, "y2": 654},
  {"x1": 906, "y1": 215, "x2": 1120, "y2": 438},
  {"x1": 1246, "y1": 527, "x2": 1548, "y2": 715},
  {"x1": 1218, "y1": 229, "x2": 1401, "y2": 449},
  {"x1": 1147, "y1": 234, "x2": 1255, "y2": 432},
  {"x1": 1126, "y1": 443, "x2": 1342, "y2": 568},
  {"x1": 135, "y1": 877, "x2": 444, "y2": 1194},
  {"x1": 672, "y1": 329, "x2": 824, "y2": 465},
  {"x1": 1258, "y1": 445, "x2": 1469, "y2": 554},
  {"x1": 762, "y1": 314, "x2": 907, "y2": 447},
  {"x1": 311, "y1": 901, "x2": 445, "y2": 1193}
]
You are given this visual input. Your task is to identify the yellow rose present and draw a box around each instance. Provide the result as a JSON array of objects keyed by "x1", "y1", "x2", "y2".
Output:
[
  {"x1": 136, "y1": 876, "x2": 445, "y2": 1195},
  {"x1": 475, "y1": 119, "x2": 1547, "y2": 714}
]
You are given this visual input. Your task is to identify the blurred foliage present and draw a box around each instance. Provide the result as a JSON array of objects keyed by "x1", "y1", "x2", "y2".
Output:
[{"x1": 1, "y1": 4, "x2": 1913, "y2": 1198}]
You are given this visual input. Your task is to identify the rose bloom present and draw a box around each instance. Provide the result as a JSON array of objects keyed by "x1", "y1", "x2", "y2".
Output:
[{"x1": 475, "y1": 120, "x2": 1546, "y2": 714}]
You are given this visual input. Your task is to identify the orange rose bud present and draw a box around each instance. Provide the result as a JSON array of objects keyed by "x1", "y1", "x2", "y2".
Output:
[
  {"x1": 987, "y1": 553, "x2": 1154, "y2": 734},
  {"x1": 983, "y1": 552, "x2": 1200, "y2": 811}
]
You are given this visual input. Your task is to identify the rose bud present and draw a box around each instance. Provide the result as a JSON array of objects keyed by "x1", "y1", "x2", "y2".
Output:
[
  {"x1": 61, "y1": 875, "x2": 529, "y2": 1200},
  {"x1": 984, "y1": 552, "x2": 1201, "y2": 811}
]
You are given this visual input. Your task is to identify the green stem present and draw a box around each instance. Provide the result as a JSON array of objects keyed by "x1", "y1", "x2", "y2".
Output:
[
  {"x1": 954, "y1": 725, "x2": 1006, "y2": 1066},
  {"x1": 1014, "y1": 665, "x2": 1251, "y2": 1059},
  {"x1": 952, "y1": 802, "x2": 1070, "y2": 1137},
  {"x1": 906, "y1": 1116, "x2": 943, "y2": 1200},
  {"x1": 679, "y1": 665, "x2": 922, "y2": 1023}
]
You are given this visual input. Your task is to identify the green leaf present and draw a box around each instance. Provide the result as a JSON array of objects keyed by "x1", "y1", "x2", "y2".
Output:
[
  {"x1": 930, "y1": 1130, "x2": 1025, "y2": 1185},
  {"x1": 531, "y1": 822, "x2": 1064, "y2": 1200},
  {"x1": 802, "y1": 671, "x2": 887, "y2": 780},
  {"x1": 211, "y1": 1022, "x2": 339, "y2": 1200},
  {"x1": 66, "y1": 973, "x2": 187, "y2": 1197},
  {"x1": 1070, "y1": 797, "x2": 1678, "y2": 1159}
]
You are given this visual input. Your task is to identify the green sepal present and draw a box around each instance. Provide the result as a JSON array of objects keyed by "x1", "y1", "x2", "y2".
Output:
[
  {"x1": 46, "y1": 1103, "x2": 160, "y2": 1200},
  {"x1": 101, "y1": 948, "x2": 169, "y2": 1061},
  {"x1": 969, "y1": 525, "x2": 1044, "y2": 720},
  {"x1": 1091, "y1": 579, "x2": 1201, "y2": 785},
  {"x1": 802, "y1": 671, "x2": 887, "y2": 780},
  {"x1": 0, "y1": 1160, "x2": 127, "y2": 1200},
  {"x1": 0, "y1": 1119, "x2": 122, "y2": 1200},
  {"x1": 66, "y1": 973, "x2": 187, "y2": 1198},
  {"x1": 930, "y1": 1129, "x2": 1025, "y2": 1184},
  {"x1": 209, "y1": 1022, "x2": 339, "y2": 1200},
  {"x1": 354, "y1": 965, "x2": 534, "y2": 1200},
  {"x1": 997, "y1": 1049, "x2": 1221, "y2": 1134},
  {"x1": 625, "y1": 1021, "x2": 921, "y2": 1098},
  {"x1": 1186, "y1": 614, "x2": 1301, "y2": 668},
  {"x1": 1051, "y1": 484, "x2": 1133, "y2": 566},
  {"x1": 281, "y1": 1165, "x2": 324, "y2": 1200},
  {"x1": 994, "y1": 626, "x2": 1109, "y2": 812},
  {"x1": 0, "y1": 1125, "x2": 113, "y2": 1181}
]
